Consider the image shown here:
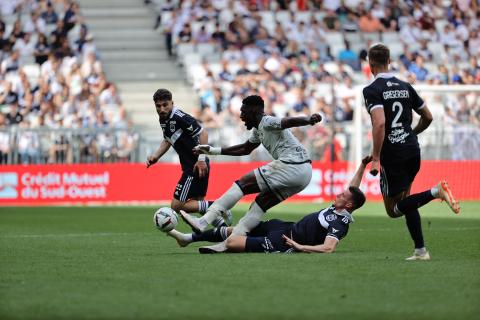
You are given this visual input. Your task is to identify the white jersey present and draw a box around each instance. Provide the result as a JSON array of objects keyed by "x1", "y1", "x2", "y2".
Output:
[{"x1": 248, "y1": 115, "x2": 310, "y2": 163}]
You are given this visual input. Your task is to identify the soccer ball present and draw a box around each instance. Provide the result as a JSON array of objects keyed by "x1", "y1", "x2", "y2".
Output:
[{"x1": 153, "y1": 207, "x2": 178, "y2": 232}]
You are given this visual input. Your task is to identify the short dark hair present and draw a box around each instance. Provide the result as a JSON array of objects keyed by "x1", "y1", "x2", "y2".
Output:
[
  {"x1": 368, "y1": 44, "x2": 390, "y2": 68},
  {"x1": 348, "y1": 186, "x2": 366, "y2": 211},
  {"x1": 153, "y1": 89, "x2": 172, "y2": 102},
  {"x1": 242, "y1": 95, "x2": 264, "y2": 112}
]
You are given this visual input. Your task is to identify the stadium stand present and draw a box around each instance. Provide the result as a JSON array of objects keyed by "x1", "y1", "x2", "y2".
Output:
[
  {"x1": 1, "y1": 0, "x2": 479, "y2": 164},
  {"x1": 145, "y1": 0, "x2": 479, "y2": 161}
]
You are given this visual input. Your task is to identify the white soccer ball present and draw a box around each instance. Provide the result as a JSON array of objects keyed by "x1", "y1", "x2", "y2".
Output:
[{"x1": 153, "y1": 207, "x2": 178, "y2": 232}]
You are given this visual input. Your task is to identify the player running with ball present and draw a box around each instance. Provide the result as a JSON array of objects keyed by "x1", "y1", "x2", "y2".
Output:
[{"x1": 364, "y1": 44, "x2": 460, "y2": 260}]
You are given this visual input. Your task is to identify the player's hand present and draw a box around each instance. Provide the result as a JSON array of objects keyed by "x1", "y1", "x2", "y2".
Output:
[
  {"x1": 362, "y1": 155, "x2": 373, "y2": 166},
  {"x1": 309, "y1": 113, "x2": 322, "y2": 125},
  {"x1": 370, "y1": 158, "x2": 380, "y2": 176},
  {"x1": 146, "y1": 155, "x2": 159, "y2": 168},
  {"x1": 282, "y1": 234, "x2": 304, "y2": 252},
  {"x1": 193, "y1": 145, "x2": 221, "y2": 155},
  {"x1": 193, "y1": 160, "x2": 208, "y2": 178},
  {"x1": 193, "y1": 144, "x2": 212, "y2": 155}
]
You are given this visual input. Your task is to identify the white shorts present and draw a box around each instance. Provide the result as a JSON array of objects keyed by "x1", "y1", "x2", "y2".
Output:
[{"x1": 254, "y1": 160, "x2": 312, "y2": 201}]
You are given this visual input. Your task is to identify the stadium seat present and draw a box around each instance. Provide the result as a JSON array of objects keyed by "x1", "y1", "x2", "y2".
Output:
[
  {"x1": 325, "y1": 32, "x2": 344, "y2": 45},
  {"x1": 196, "y1": 43, "x2": 216, "y2": 57},
  {"x1": 176, "y1": 43, "x2": 195, "y2": 60}
]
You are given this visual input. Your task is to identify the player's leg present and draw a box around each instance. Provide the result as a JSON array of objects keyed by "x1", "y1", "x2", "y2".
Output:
[
  {"x1": 230, "y1": 161, "x2": 312, "y2": 236},
  {"x1": 167, "y1": 226, "x2": 233, "y2": 247},
  {"x1": 230, "y1": 191, "x2": 281, "y2": 236},
  {"x1": 181, "y1": 170, "x2": 260, "y2": 232}
]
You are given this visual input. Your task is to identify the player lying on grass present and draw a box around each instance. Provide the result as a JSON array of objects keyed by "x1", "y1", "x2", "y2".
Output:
[{"x1": 167, "y1": 157, "x2": 371, "y2": 254}]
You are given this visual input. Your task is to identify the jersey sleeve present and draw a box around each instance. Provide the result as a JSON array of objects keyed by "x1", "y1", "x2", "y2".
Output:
[
  {"x1": 261, "y1": 116, "x2": 282, "y2": 130},
  {"x1": 407, "y1": 83, "x2": 425, "y2": 111},
  {"x1": 177, "y1": 112, "x2": 203, "y2": 137},
  {"x1": 326, "y1": 220, "x2": 349, "y2": 242},
  {"x1": 248, "y1": 128, "x2": 260, "y2": 144},
  {"x1": 362, "y1": 86, "x2": 384, "y2": 114}
]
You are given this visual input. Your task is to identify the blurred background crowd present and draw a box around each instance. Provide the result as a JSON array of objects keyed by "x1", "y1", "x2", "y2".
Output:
[{"x1": 1, "y1": 0, "x2": 479, "y2": 164}]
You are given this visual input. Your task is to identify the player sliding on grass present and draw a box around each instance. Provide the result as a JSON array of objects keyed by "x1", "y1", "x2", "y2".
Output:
[
  {"x1": 364, "y1": 44, "x2": 460, "y2": 261},
  {"x1": 168, "y1": 157, "x2": 371, "y2": 253},
  {"x1": 146, "y1": 89, "x2": 231, "y2": 227},
  {"x1": 180, "y1": 95, "x2": 322, "y2": 253}
]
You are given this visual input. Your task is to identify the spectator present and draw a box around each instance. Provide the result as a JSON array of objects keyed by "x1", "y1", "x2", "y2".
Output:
[
  {"x1": 358, "y1": 11, "x2": 384, "y2": 33},
  {"x1": 408, "y1": 55, "x2": 429, "y2": 81}
]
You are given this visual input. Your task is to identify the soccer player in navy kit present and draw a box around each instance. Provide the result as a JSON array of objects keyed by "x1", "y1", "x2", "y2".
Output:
[
  {"x1": 364, "y1": 44, "x2": 460, "y2": 260},
  {"x1": 146, "y1": 89, "x2": 230, "y2": 226},
  {"x1": 167, "y1": 156, "x2": 371, "y2": 254}
]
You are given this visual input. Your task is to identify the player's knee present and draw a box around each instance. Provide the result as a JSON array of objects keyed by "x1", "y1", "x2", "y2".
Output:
[
  {"x1": 386, "y1": 207, "x2": 402, "y2": 218},
  {"x1": 226, "y1": 235, "x2": 241, "y2": 251},
  {"x1": 170, "y1": 202, "x2": 183, "y2": 212}
]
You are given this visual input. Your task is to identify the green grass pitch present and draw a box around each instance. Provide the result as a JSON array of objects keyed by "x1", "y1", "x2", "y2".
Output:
[{"x1": 1, "y1": 201, "x2": 479, "y2": 320}]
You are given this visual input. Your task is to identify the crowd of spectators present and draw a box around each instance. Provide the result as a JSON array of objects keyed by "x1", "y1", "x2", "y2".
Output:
[
  {"x1": 0, "y1": 0, "x2": 136, "y2": 164},
  {"x1": 148, "y1": 0, "x2": 480, "y2": 160}
]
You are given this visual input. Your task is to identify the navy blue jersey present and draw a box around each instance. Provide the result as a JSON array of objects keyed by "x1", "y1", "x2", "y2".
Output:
[
  {"x1": 160, "y1": 107, "x2": 204, "y2": 172},
  {"x1": 362, "y1": 73, "x2": 425, "y2": 163},
  {"x1": 291, "y1": 206, "x2": 351, "y2": 245}
]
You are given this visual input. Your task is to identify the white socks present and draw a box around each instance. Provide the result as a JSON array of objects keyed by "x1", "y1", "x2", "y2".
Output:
[
  {"x1": 202, "y1": 183, "x2": 244, "y2": 225},
  {"x1": 431, "y1": 186, "x2": 439, "y2": 198},
  {"x1": 231, "y1": 202, "x2": 265, "y2": 236},
  {"x1": 168, "y1": 229, "x2": 192, "y2": 243}
]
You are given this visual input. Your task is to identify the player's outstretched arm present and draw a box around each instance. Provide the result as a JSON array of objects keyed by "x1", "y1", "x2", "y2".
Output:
[
  {"x1": 349, "y1": 156, "x2": 373, "y2": 188},
  {"x1": 193, "y1": 129, "x2": 209, "y2": 178},
  {"x1": 369, "y1": 108, "x2": 385, "y2": 176},
  {"x1": 193, "y1": 141, "x2": 260, "y2": 157},
  {"x1": 146, "y1": 140, "x2": 171, "y2": 168},
  {"x1": 280, "y1": 113, "x2": 322, "y2": 129},
  {"x1": 413, "y1": 105, "x2": 433, "y2": 135},
  {"x1": 283, "y1": 234, "x2": 338, "y2": 253}
]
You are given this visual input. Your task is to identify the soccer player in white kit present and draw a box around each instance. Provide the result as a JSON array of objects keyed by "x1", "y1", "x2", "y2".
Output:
[{"x1": 179, "y1": 95, "x2": 322, "y2": 252}]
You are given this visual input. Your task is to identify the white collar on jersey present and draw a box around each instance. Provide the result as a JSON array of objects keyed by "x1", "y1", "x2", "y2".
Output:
[
  {"x1": 374, "y1": 72, "x2": 395, "y2": 79},
  {"x1": 169, "y1": 107, "x2": 177, "y2": 119},
  {"x1": 332, "y1": 206, "x2": 355, "y2": 223}
]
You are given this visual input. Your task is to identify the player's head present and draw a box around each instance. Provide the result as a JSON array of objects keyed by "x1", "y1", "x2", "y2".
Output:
[
  {"x1": 334, "y1": 186, "x2": 366, "y2": 213},
  {"x1": 367, "y1": 44, "x2": 390, "y2": 75},
  {"x1": 153, "y1": 88, "x2": 174, "y2": 120},
  {"x1": 240, "y1": 95, "x2": 264, "y2": 130}
]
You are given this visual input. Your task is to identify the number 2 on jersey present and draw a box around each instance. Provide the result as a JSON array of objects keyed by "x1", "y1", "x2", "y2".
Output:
[{"x1": 392, "y1": 101, "x2": 403, "y2": 128}]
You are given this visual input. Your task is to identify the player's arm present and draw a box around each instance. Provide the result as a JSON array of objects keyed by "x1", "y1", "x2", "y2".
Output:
[
  {"x1": 282, "y1": 235, "x2": 338, "y2": 253},
  {"x1": 195, "y1": 141, "x2": 260, "y2": 156},
  {"x1": 349, "y1": 156, "x2": 373, "y2": 187},
  {"x1": 370, "y1": 107, "x2": 385, "y2": 176},
  {"x1": 280, "y1": 113, "x2": 322, "y2": 129},
  {"x1": 412, "y1": 105, "x2": 433, "y2": 135},
  {"x1": 193, "y1": 129, "x2": 209, "y2": 178},
  {"x1": 146, "y1": 139, "x2": 171, "y2": 168}
]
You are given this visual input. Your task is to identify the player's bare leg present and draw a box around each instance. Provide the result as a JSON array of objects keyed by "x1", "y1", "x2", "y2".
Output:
[{"x1": 181, "y1": 171, "x2": 260, "y2": 233}]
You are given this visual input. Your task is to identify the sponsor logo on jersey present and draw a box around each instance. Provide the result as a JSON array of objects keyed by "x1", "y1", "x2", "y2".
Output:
[
  {"x1": 332, "y1": 228, "x2": 339, "y2": 233},
  {"x1": 170, "y1": 122, "x2": 176, "y2": 132},
  {"x1": 326, "y1": 214, "x2": 337, "y2": 222},
  {"x1": 388, "y1": 128, "x2": 410, "y2": 144},
  {"x1": 386, "y1": 81, "x2": 400, "y2": 87}
]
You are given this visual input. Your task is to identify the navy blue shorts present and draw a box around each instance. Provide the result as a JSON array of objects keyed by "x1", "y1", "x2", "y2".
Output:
[
  {"x1": 173, "y1": 167, "x2": 209, "y2": 202},
  {"x1": 380, "y1": 154, "x2": 421, "y2": 198},
  {"x1": 245, "y1": 219, "x2": 294, "y2": 253}
]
